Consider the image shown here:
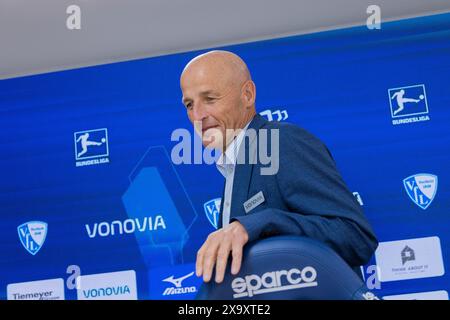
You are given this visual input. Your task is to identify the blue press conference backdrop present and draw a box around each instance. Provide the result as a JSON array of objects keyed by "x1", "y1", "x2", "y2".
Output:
[{"x1": 1, "y1": 12, "x2": 449, "y2": 300}]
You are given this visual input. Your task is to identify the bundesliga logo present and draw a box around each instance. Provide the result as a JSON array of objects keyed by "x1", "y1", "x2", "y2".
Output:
[
  {"x1": 388, "y1": 84, "x2": 430, "y2": 125},
  {"x1": 74, "y1": 128, "x2": 110, "y2": 167}
]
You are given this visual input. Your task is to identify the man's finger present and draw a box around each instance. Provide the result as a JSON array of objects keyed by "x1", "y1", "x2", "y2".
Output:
[
  {"x1": 202, "y1": 241, "x2": 220, "y2": 282},
  {"x1": 215, "y1": 242, "x2": 232, "y2": 283},
  {"x1": 196, "y1": 246, "x2": 205, "y2": 277},
  {"x1": 231, "y1": 241, "x2": 244, "y2": 275},
  {"x1": 196, "y1": 234, "x2": 214, "y2": 277}
]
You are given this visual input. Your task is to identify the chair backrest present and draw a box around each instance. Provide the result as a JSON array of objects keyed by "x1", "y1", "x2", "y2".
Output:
[{"x1": 195, "y1": 235, "x2": 378, "y2": 300}]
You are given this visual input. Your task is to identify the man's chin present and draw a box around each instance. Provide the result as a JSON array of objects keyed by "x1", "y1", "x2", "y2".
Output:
[
  {"x1": 202, "y1": 137, "x2": 222, "y2": 150},
  {"x1": 202, "y1": 140, "x2": 219, "y2": 150}
]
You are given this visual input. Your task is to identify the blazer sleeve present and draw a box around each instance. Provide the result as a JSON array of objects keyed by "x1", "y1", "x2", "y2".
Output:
[{"x1": 232, "y1": 125, "x2": 378, "y2": 267}]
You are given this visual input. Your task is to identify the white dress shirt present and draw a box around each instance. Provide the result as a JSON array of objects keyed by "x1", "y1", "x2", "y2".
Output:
[{"x1": 216, "y1": 121, "x2": 251, "y2": 228}]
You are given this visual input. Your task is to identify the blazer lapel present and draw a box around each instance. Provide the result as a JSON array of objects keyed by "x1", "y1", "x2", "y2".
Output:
[
  {"x1": 229, "y1": 114, "x2": 267, "y2": 220},
  {"x1": 217, "y1": 178, "x2": 226, "y2": 229}
]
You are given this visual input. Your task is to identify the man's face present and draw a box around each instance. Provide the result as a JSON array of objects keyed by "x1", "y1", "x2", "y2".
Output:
[{"x1": 180, "y1": 62, "x2": 245, "y2": 149}]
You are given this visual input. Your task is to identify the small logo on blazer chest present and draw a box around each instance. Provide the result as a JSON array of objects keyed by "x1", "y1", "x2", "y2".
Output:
[{"x1": 243, "y1": 191, "x2": 265, "y2": 213}]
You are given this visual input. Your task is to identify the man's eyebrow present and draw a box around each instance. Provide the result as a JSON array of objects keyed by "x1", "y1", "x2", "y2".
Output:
[
  {"x1": 181, "y1": 90, "x2": 221, "y2": 104},
  {"x1": 200, "y1": 90, "x2": 220, "y2": 96}
]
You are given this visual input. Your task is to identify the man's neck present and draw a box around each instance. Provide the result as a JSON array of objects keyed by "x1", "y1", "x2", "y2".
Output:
[{"x1": 222, "y1": 114, "x2": 255, "y2": 153}]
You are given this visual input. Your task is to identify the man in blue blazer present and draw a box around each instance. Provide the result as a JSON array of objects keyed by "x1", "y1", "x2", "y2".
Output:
[{"x1": 180, "y1": 50, "x2": 378, "y2": 284}]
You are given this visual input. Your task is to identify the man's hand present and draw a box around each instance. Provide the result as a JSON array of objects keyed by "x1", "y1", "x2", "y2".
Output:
[{"x1": 196, "y1": 221, "x2": 249, "y2": 284}]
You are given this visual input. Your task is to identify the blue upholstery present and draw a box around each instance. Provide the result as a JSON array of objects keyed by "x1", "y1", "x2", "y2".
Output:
[{"x1": 196, "y1": 236, "x2": 378, "y2": 300}]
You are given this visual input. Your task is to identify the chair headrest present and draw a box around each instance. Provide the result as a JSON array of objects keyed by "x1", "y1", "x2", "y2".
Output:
[{"x1": 195, "y1": 235, "x2": 378, "y2": 300}]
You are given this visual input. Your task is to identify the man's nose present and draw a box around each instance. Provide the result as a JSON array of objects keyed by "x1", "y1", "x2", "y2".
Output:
[{"x1": 191, "y1": 102, "x2": 208, "y2": 122}]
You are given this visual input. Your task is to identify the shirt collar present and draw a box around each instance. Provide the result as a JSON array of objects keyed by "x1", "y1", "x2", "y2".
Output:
[{"x1": 216, "y1": 120, "x2": 251, "y2": 175}]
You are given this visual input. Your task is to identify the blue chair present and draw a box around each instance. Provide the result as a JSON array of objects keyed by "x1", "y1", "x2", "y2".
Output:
[{"x1": 196, "y1": 235, "x2": 378, "y2": 300}]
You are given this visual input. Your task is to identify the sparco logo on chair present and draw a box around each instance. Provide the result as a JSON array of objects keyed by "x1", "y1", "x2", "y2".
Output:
[{"x1": 231, "y1": 266, "x2": 318, "y2": 298}]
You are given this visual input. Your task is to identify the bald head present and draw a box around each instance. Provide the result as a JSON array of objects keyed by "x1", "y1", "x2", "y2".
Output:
[
  {"x1": 180, "y1": 50, "x2": 256, "y2": 150},
  {"x1": 181, "y1": 50, "x2": 251, "y2": 88}
]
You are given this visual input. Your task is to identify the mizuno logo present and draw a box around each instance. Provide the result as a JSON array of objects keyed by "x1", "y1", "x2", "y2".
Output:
[
  {"x1": 162, "y1": 271, "x2": 197, "y2": 296},
  {"x1": 163, "y1": 272, "x2": 194, "y2": 288}
]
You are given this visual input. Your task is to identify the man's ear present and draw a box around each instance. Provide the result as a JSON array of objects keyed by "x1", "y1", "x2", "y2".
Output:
[{"x1": 242, "y1": 80, "x2": 256, "y2": 107}]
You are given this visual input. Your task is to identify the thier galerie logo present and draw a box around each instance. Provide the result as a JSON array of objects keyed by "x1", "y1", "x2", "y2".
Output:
[
  {"x1": 85, "y1": 216, "x2": 166, "y2": 238},
  {"x1": 231, "y1": 267, "x2": 318, "y2": 298},
  {"x1": 162, "y1": 272, "x2": 197, "y2": 296},
  {"x1": 388, "y1": 84, "x2": 430, "y2": 125},
  {"x1": 74, "y1": 128, "x2": 110, "y2": 167},
  {"x1": 17, "y1": 221, "x2": 48, "y2": 255},
  {"x1": 403, "y1": 173, "x2": 437, "y2": 210}
]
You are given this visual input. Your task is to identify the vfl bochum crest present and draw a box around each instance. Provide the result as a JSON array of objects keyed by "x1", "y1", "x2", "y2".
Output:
[
  {"x1": 17, "y1": 221, "x2": 48, "y2": 255},
  {"x1": 203, "y1": 198, "x2": 221, "y2": 229},
  {"x1": 403, "y1": 174, "x2": 438, "y2": 210}
]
